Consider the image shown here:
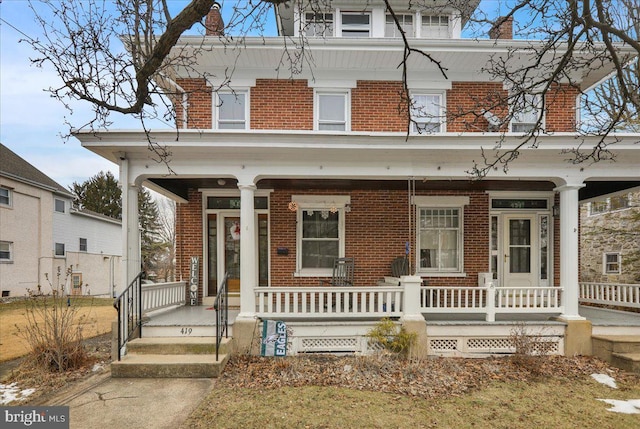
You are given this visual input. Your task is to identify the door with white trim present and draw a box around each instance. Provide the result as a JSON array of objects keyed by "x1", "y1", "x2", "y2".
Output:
[{"x1": 502, "y1": 214, "x2": 538, "y2": 287}]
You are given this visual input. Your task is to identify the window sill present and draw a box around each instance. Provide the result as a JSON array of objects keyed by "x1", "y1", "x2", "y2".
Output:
[
  {"x1": 418, "y1": 272, "x2": 467, "y2": 278},
  {"x1": 0, "y1": 260, "x2": 13, "y2": 264},
  {"x1": 294, "y1": 269, "x2": 333, "y2": 278}
]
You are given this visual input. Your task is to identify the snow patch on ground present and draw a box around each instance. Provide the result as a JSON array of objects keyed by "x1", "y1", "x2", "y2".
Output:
[
  {"x1": 591, "y1": 373, "x2": 618, "y2": 389},
  {"x1": 0, "y1": 383, "x2": 37, "y2": 405},
  {"x1": 597, "y1": 399, "x2": 640, "y2": 414}
]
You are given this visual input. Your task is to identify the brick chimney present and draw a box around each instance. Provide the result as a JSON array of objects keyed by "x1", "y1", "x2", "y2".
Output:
[
  {"x1": 205, "y1": 2, "x2": 224, "y2": 36},
  {"x1": 489, "y1": 16, "x2": 513, "y2": 39}
]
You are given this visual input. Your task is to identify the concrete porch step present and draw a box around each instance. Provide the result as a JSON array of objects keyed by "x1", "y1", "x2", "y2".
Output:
[
  {"x1": 111, "y1": 353, "x2": 230, "y2": 378},
  {"x1": 127, "y1": 337, "x2": 232, "y2": 355},
  {"x1": 611, "y1": 353, "x2": 640, "y2": 374},
  {"x1": 592, "y1": 335, "x2": 640, "y2": 374}
]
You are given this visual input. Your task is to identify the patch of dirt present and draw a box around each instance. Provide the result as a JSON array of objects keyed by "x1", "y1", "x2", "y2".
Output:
[{"x1": 218, "y1": 353, "x2": 640, "y2": 400}]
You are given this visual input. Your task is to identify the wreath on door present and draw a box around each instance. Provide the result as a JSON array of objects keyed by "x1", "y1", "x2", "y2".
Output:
[{"x1": 230, "y1": 221, "x2": 241, "y2": 240}]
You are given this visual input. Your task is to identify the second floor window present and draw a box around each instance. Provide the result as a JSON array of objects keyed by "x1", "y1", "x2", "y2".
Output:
[
  {"x1": 79, "y1": 238, "x2": 87, "y2": 252},
  {"x1": 385, "y1": 14, "x2": 414, "y2": 37},
  {"x1": 411, "y1": 93, "x2": 444, "y2": 133},
  {"x1": 316, "y1": 91, "x2": 349, "y2": 131},
  {"x1": 0, "y1": 187, "x2": 11, "y2": 207},
  {"x1": 54, "y1": 199, "x2": 65, "y2": 213},
  {"x1": 304, "y1": 12, "x2": 333, "y2": 37},
  {"x1": 341, "y1": 12, "x2": 371, "y2": 37},
  {"x1": 217, "y1": 91, "x2": 248, "y2": 129},
  {"x1": 55, "y1": 242, "x2": 65, "y2": 257},
  {"x1": 512, "y1": 94, "x2": 542, "y2": 132},
  {"x1": 0, "y1": 241, "x2": 12, "y2": 261}
]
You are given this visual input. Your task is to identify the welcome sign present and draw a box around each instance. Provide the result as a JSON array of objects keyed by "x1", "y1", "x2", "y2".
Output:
[
  {"x1": 189, "y1": 257, "x2": 199, "y2": 306},
  {"x1": 261, "y1": 320, "x2": 287, "y2": 357}
]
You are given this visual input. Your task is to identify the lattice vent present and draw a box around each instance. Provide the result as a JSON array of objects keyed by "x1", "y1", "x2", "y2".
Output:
[
  {"x1": 300, "y1": 337, "x2": 359, "y2": 352},
  {"x1": 430, "y1": 339, "x2": 458, "y2": 351},
  {"x1": 467, "y1": 338, "x2": 513, "y2": 350},
  {"x1": 529, "y1": 338, "x2": 560, "y2": 354}
]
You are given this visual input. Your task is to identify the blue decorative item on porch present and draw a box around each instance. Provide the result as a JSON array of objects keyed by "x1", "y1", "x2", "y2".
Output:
[{"x1": 261, "y1": 320, "x2": 287, "y2": 357}]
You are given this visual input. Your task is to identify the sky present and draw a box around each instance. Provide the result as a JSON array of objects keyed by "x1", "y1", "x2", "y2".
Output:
[
  {"x1": 1, "y1": 1, "x2": 124, "y2": 189},
  {"x1": 0, "y1": 0, "x2": 276, "y2": 189}
]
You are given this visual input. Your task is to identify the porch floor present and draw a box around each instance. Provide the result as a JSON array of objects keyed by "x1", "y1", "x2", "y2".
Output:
[{"x1": 144, "y1": 305, "x2": 640, "y2": 328}]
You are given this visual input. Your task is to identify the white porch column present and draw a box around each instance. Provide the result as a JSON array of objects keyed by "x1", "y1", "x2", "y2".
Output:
[
  {"x1": 119, "y1": 158, "x2": 140, "y2": 294},
  {"x1": 555, "y1": 183, "x2": 585, "y2": 320},
  {"x1": 238, "y1": 182, "x2": 257, "y2": 317},
  {"x1": 400, "y1": 275, "x2": 428, "y2": 357}
]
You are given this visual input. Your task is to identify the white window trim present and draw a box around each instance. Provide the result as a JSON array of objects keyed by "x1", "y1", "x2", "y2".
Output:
[
  {"x1": 0, "y1": 186, "x2": 12, "y2": 207},
  {"x1": 293, "y1": 195, "x2": 349, "y2": 277},
  {"x1": 214, "y1": 89, "x2": 250, "y2": 130},
  {"x1": 510, "y1": 93, "x2": 545, "y2": 133},
  {"x1": 409, "y1": 91, "x2": 446, "y2": 134},
  {"x1": 385, "y1": 12, "x2": 415, "y2": 38},
  {"x1": 0, "y1": 241, "x2": 13, "y2": 262},
  {"x1": 302, "y1": 11, "x2": 334, "y2": 37},
  {"x1": 339, "y1": 11, "x2": 372, "y2": 37},
  {"x1": 419, "y1": 14, "x2": 452, "y2": 39},
  {"x1": 415, "y1": 196, "x2": 468, "y2": 276},
  {"x1": 603, "y1": 252, "x2": 621, "y2": 275},
  {"x1": 314, "y1": 90, "x2": 351, "y2": 131}
]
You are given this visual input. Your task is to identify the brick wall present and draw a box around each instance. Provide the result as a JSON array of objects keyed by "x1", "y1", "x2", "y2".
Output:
[
  {"x1": 251, "y1": 79, "x2": 313, "y2": 130},
  {"x1": 351, "y1": 81, "x2": 407, "y2": 132},
  {"x1": 173, "y1": 78, "x2": 577, "y2": 133},
  {"x1": 545, "y1": 84, "x2": 580, "y2": 132},
  {"x1": 176, "y1": 189, "x2": 204, "y2": 302},
  {"x1": 176, "y1": 78, "x2": 212, "y2": 129}
]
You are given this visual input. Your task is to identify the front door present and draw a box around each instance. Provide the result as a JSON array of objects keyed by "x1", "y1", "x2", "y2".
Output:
[
  {"x1": 502, "y1": 215, "x2": 537, "y2": 287},
  {"x1": 223, "y1": 216, "x2": 241, "y2": 293}
]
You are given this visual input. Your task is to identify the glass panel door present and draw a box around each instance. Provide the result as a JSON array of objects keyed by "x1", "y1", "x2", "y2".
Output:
[
  {"x1": 224, "y1": 216, "x2": 241, "y2": 293},
  {"x1": 503, "y1": 215, "x2": 537, "y2": 287}
]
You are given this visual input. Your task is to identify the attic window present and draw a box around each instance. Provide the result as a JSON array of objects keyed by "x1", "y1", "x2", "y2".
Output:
[
  {"x1": 304, "y1": 12, "x2": 333, "y2": 37},
  {"x1": 385, "y1": 14, "x2": 414, "y2": 37},
  {"x1": 421, "y1": 15, "x2": 449, "y2": 38},
  {"x1": 341, "y1": 12, "x2": 371, "y2": 37}
]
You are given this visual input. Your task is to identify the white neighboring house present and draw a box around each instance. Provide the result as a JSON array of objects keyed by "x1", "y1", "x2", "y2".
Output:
[{"x1": 0, "y1": 143, "x2": 121, "y2": 297}]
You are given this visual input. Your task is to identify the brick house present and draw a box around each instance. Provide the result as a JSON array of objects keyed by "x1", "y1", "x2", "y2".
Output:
[{"x1": 77, "y1": 1, "x2": 640, "y2": 356}]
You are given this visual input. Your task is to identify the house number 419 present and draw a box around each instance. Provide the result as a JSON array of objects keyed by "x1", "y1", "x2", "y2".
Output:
[{"x1": 180, "y1": 327, "x2": 193, "y2": 335}]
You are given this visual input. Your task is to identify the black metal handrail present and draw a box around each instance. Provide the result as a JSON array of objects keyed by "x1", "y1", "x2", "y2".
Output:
[
  {"x1": 213, "y1": 273, "x2": 229, "y2": 361},
  {"x1": 113, "y1": 271, "x2": 144, "y2": 361}
]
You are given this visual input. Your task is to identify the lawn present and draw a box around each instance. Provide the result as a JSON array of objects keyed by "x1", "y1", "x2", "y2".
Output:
[
  {"x1": 0, "y1": 297, "x2": 115, "y2": 362},
  {"x1": 182, "y1": 355, "x2": 640, "y2": 429}
]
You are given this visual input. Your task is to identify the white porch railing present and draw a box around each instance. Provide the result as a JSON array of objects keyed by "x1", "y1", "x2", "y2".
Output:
[
  {"x1": 579, "y1": 282, "x2": 640, "y2": 309},
  {"x1": 142, "y1": 281, "x2": 186, "y2": 313},
  {"x1": 421, "y1": 284, "x2": 564, "y2": 322},
  {"x1": 255, "y1": 286, "x2": 403, "y2": 318},
  {"x1": 254, "y1": 283, "x2": 564, "y2": 321}
]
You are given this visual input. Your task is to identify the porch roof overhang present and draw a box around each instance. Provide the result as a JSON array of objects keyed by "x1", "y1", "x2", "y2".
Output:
[
  {"x1": 76, "y1": 129, "x2": 640, "y2": 201},
  {"x1": 169, "y1": 37, "x2": 637, "y2": 90}
]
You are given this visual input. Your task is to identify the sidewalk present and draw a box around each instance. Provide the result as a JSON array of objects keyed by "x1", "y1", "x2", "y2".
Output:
[{"x1": 34, "y1": 370, "x2": 215, "y2": 429}]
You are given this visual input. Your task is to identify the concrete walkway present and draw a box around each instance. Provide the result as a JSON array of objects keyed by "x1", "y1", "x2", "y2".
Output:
[{"x1": 34, "y1": 370, "x2": 214, "y2": 429}]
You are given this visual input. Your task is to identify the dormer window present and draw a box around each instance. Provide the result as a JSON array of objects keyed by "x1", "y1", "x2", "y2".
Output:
[
  {"x1": 341, "y1": 12, "x2": 371, "y2": 37},
  {"x1": 385, "y1": 14, "x2": 414, "y2": 37},
  {"x1": 304, "y1": 12, "x2": 333, "y2": 37},
  {"x1": 421, "y1": 15, "x2": 449, "y2": 38}
]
